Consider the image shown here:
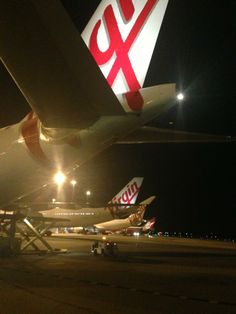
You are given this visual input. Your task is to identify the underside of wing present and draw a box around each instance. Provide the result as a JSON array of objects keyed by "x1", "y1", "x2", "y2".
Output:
[
  {"x1": 0, "y1": 0, "x2": 124, "y2": 129},
  {"x1": 117, "y1": 126, "x2": 233, "y2": 144}
]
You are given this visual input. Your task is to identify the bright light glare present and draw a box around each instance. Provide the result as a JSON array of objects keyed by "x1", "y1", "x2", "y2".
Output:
[
  {"x1": 177, "y1": 93, "x2": 184, "y2": 101},
  {"x1": 53, "y1": 171, "x2": 66, "y2": 185},
  {"x1": 86, "y1": 190, "x2": 91, "y2": 196},
  {"x1": 70, "y1": 180, "x2": 77, "y2": 186},
  {"x1": 17, "y1": 138, "x2": 24, "y2": 144}
]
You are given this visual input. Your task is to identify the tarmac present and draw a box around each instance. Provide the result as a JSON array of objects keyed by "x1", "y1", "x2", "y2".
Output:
[{"x1": 0, "y1": 234, "x2": 236, "y2": 314}]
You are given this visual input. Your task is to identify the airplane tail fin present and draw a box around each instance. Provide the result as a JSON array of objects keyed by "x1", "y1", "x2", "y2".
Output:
[
  {"x1": 142, "y1": 217, "x2": 157, "y2": 231},
  {"x1": 128, "y1": 196, "x2": 156, "y2": 225},
  {"x1": 110, "y1": 177, "x2": 144, "y2": 206},
  {"x1": 82, "y1": 0, "x2": 169, "y2": 95}
]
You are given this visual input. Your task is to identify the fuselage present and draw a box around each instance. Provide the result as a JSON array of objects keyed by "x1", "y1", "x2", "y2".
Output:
[{"x1": 39, "y1": 207, "x2": 114, "y2": 228}]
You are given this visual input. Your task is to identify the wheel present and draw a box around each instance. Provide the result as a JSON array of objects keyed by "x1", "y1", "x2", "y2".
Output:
[{"x1": 93, "y1": 249, "x2": 98, "y2": 256}]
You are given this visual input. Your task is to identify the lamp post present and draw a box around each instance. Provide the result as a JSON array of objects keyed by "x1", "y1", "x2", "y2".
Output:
[
  {"x1": 70, "y1": 180, "x2": 77, "y2": 201},
  {"x1": 86, "y1": 190, "x2": 91, "y2": 206}
]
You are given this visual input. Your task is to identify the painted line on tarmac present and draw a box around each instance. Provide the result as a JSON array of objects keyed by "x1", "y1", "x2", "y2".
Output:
[{"x1": 2, "y1": 267, "x2": 236, "y2": 307}]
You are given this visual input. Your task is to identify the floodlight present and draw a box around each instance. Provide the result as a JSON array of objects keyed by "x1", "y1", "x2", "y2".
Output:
[
  {"x1": 53, "y1": 171, "x2": 66, "y2": 185},
  {"x1": 177, "y1": 93, "x2": 184, "y2": 101},
  {"x1": 70, "y1": 180, "x2": 77, "y2": 186}
]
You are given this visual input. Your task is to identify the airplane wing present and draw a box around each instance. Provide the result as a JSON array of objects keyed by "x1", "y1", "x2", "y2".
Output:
[
  {"x1": 116, "y1": 126, "x2": 233, "y2": 144},
  {"x1": 0, "y1": 0, "x2": 124, "y2": 129}
]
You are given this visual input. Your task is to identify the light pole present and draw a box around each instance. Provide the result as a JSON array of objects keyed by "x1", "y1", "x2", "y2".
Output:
[
  {"x1": 70, "y1": 180, "x2": 77, "y2": 201},
  {"x1": 86, "y1": 190, "x2": 91, "y2": 206}
]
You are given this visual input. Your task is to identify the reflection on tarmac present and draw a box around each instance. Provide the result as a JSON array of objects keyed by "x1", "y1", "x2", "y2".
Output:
[{"x1": 0, "y1": 235, "x2": 236, "y2": 314}]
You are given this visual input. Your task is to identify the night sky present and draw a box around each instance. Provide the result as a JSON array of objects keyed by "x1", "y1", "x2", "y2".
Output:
[{"x1": 0, "y1": 1, "x2": 235, "y2": 236}]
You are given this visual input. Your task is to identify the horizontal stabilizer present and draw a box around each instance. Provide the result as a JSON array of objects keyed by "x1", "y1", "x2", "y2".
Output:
[
  {"x1": 139, "y1": 196, "x2": 156, "y2": 205},
  {"x1": 117, "y1": 127, "x2": 233, "y2": 144},
  {"x1": 0, "y1": 0, "x2": 124, "y2": 129}
]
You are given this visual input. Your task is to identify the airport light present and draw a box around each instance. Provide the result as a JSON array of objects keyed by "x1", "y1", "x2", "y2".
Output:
[
  {"x1": 177, "y1": 92, "x2": 184, "y2": 101},
  {"x1": 70, "y1": 179, "x2": 77, "y2": 187},
  {"x1": 53, "y1": 171, "x2": 66, "y2": 186},
  {"x1": 86, "y1": 190, "x2": 91, "y2": 205},
  {"x1": 17, "y1": 137, "x2": 24, "y2": 144}
]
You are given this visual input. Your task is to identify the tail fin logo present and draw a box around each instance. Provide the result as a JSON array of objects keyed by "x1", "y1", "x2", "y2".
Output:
[
  {"x1": 89, "y1": 0, "x2": 158, "y2": 94},
  {"x1": 143, "y1": 217, "x2": 156, "y2": 231},
  {"x1": 111, "y1": 180, "x2": 140, "y2": 206},
  {"x1": 107, "y1": 177, "x2": 143, "y2": 218}
]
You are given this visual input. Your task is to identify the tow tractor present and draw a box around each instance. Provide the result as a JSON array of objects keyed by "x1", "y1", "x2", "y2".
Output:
[{"x1": 91, "y1": 240, "x2": 118, "y2": 257}]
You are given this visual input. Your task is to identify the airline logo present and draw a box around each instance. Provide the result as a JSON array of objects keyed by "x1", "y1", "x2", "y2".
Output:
[
  {"x1": 143, "y1": 217, "x2": 156, "y2": 231},
  {"x1": 128, "y1": 205, "x2": 146, "y2": 224},
  {"x1": 111, "y1": 177, "x2": 143, "y2": 206},
  {"x1": 107, "y1": 177, "x2": 143, "y2": 218},
  {"x1": 82, "y1": 0, "x2": 169, "y2": 95}
]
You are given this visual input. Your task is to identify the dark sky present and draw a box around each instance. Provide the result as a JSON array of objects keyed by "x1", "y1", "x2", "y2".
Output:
[{"x1": 0, "y1": 1, "x2": 235, "y2": 235}]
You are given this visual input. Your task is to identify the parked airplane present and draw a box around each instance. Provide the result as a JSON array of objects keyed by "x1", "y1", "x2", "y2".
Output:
[
  {"x1": 125, "y1": 217, "x2": 157, "y2": 236},
  {"x1": 39, "y1": 196, "x2": 155, "y2": 230},
  {"x1": 37, "y1": 180, "x2": 156, "y2": 230},
  {"x1": 0, "y1": 0, "x2": 229, "y2": 211},
  {"x1": 94, "y1": 196, "x2": 156, "y2": 232}
]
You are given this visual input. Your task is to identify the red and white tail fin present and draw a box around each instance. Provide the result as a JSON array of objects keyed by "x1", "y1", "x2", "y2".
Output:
[
  {"x1": 82, "y1": 0, "x2": 169, "y2": 95},
  {"x1": 110, "y1": 177, "x2": 144, "y2": 206},
  {"x1": 128, "y1": 196, "x2": 156, "y2": 225},
  {"x1": 142, "y1": 217, "x2": 157, "y2": 232}
]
